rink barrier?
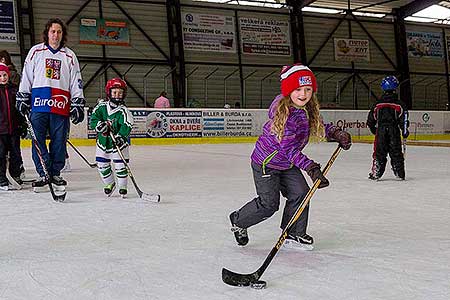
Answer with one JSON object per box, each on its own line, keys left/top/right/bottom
{"left": 19, "top": 134, "right": 450, "bottom": 148}
{"left": 66, "top": 108, "right": 450, "bottom": 139}
{"left": 19, "top": 108, "right": 450, "bottom": 148}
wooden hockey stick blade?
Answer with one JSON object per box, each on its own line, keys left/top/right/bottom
{"left": 6, "top": 172, "right": 22, "bottom": 190}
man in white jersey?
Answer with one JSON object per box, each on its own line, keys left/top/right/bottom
{"left": 16, "top": 18, "right": 85, "bottom": 192}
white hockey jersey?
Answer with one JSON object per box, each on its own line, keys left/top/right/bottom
{"left": 18, "top": 43, "right": 84, "bottom": 117}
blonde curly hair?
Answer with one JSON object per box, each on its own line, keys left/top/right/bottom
{"left": 271, "top": 93, "right": 325, "bottom": 141}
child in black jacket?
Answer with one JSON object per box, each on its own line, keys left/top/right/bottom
{"left": 0, "top": 63, "right": 27, "bottom": 190}
{"left": 366, "top": 75, "right": 409, "bottom": 180}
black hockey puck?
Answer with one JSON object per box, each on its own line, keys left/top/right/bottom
{"left": 250, "top": 280, "right": 267, "bottom": 289}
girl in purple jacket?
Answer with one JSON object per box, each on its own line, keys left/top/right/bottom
{"left": 229, "top": 64, "right": 351, "bottom": 250}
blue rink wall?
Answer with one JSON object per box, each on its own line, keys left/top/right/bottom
{"left": 21, "top": 108, "right": 450, "bottom": 147}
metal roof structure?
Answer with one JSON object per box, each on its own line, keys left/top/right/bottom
{"left": 195, "top": 0, "right": 450, "bottom": 22}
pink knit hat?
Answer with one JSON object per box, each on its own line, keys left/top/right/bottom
{"left": 280, "top": 64, "right": 317, "bottom": 96}
{"left": 0, "top": 63, "right": 10, "bottom": 77}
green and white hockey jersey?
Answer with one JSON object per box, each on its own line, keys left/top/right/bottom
{"left": 90, "top": 101, "right": 134, "bottom": 152}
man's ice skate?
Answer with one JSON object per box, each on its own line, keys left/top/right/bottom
{"left": 61, "top": 159, "right": 71, "bottom": 173}
{"left": 229, "top": 212, "right": 249, "bottom": 246}
{"left": 51, "top": 175, "right": 67, "bottom": 192}
{"left": 32, "top": 177, "right": 49, "bottom": 193}
{"left": 283, "top": 233, "right": 314, "bottom": 251}
{"left": 119, "top": 187, "right": 127, "bottom": 198}
{"left": 104, "top": 182, "right": 116, "bottom": 197}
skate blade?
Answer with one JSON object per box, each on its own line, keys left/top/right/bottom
{"left": 52, "top": 184, "right": 66, "bottom": 193}
{"left": 33, "top": 186, "right": 50, "bottom": 193}
{"left": 106, "top": 185, "right": 117, "bottom": 197}
{"left": 283, "top": 240, "right": 314, "bottom": 251}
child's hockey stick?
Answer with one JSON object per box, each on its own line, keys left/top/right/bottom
{"left": 222, "top": 146, "right": 342, "bottom": 287}
{"left": 109, "top": 132, "right": 160, "bottom": 203}
{"left": 67, "top": 139, "right": 97, "bottom": 168}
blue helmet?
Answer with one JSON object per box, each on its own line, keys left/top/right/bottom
{"left": 381, "top": 76, "right": 399, "bottom": 91}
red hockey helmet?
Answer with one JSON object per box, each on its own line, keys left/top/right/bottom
{"left": 105, "top": 77, "right": 127, "bottom": 101}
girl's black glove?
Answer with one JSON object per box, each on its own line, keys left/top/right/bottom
{"left": 305, "top": 162, "right": 329, "bottom": 189}
{"left": 330, "top": 128, "right": 352, "bottom": 150}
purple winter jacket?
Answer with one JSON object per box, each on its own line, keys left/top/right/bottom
{"left": 251, "top": 94, "right": 336, "bottom": 172}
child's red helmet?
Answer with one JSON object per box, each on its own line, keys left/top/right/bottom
{"left": 105, "top": 77, "right": 127, "bottom": 100}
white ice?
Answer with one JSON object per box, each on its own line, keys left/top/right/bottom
{"left": 0, "top": 142, "right": 449, "bottom": 300}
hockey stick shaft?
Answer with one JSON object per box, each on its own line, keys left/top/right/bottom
{"left": 109, "top": 133, "right": 160, "bottom": 202}
{"left": 109, "top": 133, "right": 141, "bottom": 195}
{"left": 403, "top": 111, "right": 408, "bottom": 157}
{"left": 67, "top": 139, "right": 97, "bottom": 168}
{"left": 24, "top": 115, "right": 66, "bottom": 202}
{"left": 222, "top": 146, "right": 342, "bottom": 286}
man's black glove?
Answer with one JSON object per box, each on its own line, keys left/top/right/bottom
{"left": 16, "top": 92, "right": 31, "bottom": 117}
{"left": 70, "top": 97, "right": 85, "bottom": 124}
{"left": 305, "top": 162, "right": 329, "bottom": 189}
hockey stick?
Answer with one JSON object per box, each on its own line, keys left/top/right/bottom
{"left": 5, "top": 159, "right": 21, "bottom": 190}
{"left": 222, "top": 146, "right": 342, "bottom": 287}
{"left": 402, "top": 112, "right": 408, "bottom": 157}
{"left": 24, "top": 115, "right": 66, "bottom": 202}
{"left": 109, "top": 132, "right": 160, "bottom": 202}
{"left": 67, "top": 139, "right": 97, "bottom": 168}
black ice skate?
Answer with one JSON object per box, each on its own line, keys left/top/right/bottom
{"left": 104, "top": 182, "right": 116, "bottom": 197}
{"left": 0, "top": 178, "right": 10, "bottom": 191}
{"left": 368, "top": 173, "right": 380, "bottom": 181}
{"left": 51, "top": 176, "right": 67, "bottom": 192}
{"left": 392, "top": 167, "right": 405, "bottom": 180}
{"left": 230, "top": 212, "right": 249, "bottom": 246}
{"left": 32, "top": 177, "right": 49, "bottom": 193}
{"left": 119, "top": 188, "right": 127, "bottom": 198}
{"left": 284, "top": 233, "right": 314, "bottom": 251}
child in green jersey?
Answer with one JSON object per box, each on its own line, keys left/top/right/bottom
{"left": 90, "top": 78, "right": 134, "bottom": 197}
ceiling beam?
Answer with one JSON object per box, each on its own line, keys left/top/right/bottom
{"left": 398, "top": 0, "right": 442, "bottom": 18}
{"left": 353, "top": 0, "right": 398, "bottom": 12}
{"left": 286, "top": 0, "right": 317, "bottom": 9}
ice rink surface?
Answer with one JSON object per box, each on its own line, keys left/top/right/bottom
{"left": 0, "top": 142, "right": 449, "bottom": 300}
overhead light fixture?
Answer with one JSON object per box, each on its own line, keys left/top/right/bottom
{"left": 353, "top": 12, "right": 386, "bottom": 18}
{"left": 404, "top": 16, "right": 437, "bottom": 23}
{"left": 302, "top": 7, "right": 341, "bottom": 14}
{"left": 412, "top": 4, "right": 450, "bottom": 20}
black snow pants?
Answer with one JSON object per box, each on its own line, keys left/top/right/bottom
{"left": 232, "top": 162, "right": 310, "bottom": 236}
{"left": 372, "top": 124, "right": 404, "bottom": 177}
{"left": 0, "top": 134, "right": 23, "bottom": 181}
